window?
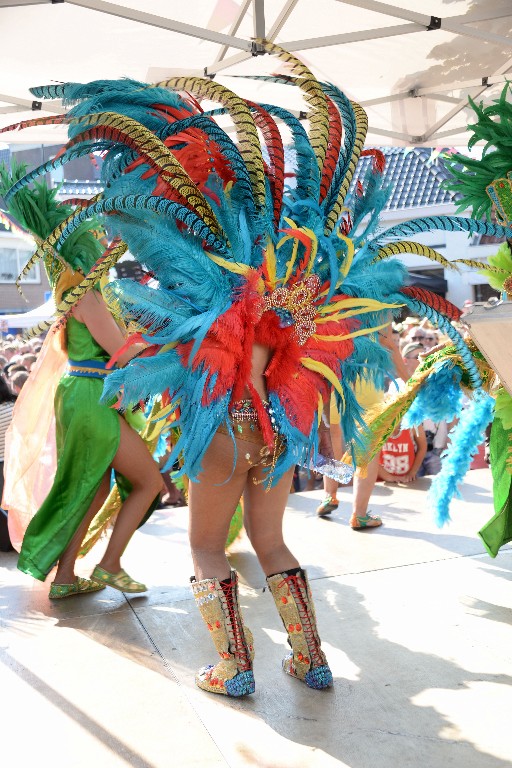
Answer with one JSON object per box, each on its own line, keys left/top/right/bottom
{"left": 473, "top": 283, "right": 501, "bottom": 302}
{"left": 0, "top": 247, "right": 40, "bottom": 283}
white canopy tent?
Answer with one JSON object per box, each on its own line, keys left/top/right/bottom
{"left": 0, "top": 0, "right": 511, "bottom": 148}
{"left": 0, "top": 296, "right": 55, "bottom": 329}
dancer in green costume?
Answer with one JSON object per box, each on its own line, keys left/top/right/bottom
{"left": 1, "top": 163, "right": 163, "bottom": 598}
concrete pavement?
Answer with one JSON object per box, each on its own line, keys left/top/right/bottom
{"left": 2, "top": 468, "right": 512, "bottom": 768}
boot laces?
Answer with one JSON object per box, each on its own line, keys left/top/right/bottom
{"left": 220, "top": 577, "right": 251, "bottom": 671}
{"left": 278, "top": 573, "right": 324, "bottom": 668}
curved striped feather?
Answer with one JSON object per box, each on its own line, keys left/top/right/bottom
{"left": 320, "top": 84, "right": 356, "bottom": 212}
{"left": 245, "top": 101, "right": 284, "bottom": 228}
{"left": 324, "top": 100, "right": 367, "bottom": 236}
{"left": 205, "top": 102, "right": 320, "bottom": 202}
{"left": 400, "top": 286, "right": 462, "bottom": 321}
{"left": 4, "top": 142, "right": 110, "bottom": 202}
{"left": 153, "top": 76, "right": 266, "bottom": 211}
{"left": 154, "top": 112, "right": 255, "bottom": 214}
{"left": 29, "top": 83, "right": 68, "bottom": 100}
{"left": 319, "top": 96, "right": 343, "bottom": 204}
{"left": 374, "top": 241, "right": 459, "bottom": 271}
{"left": 450, "top": 257, "right": 508, "bottom": 274}
{"left": 370, "top": 215, "right": 512, "bottom": 247}
{"left": 0, "top": 113, "right": 67, "bottom": 136}
{"left": 256, "top": 41, "right": 329, "bottom": 175}
{"left": 54, "top": 195, "right": 228, "bottom": 255}
{"left": 228, "top": 74, "right": 351, "bottom": 207}
{"left": 68, "top": 111, "right": 225, "bottom": 240}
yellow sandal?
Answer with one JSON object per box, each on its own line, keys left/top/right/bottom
{"left": 91, "top": 566, "right": 147, "bottom": 593}
{"left": 49, "top": 577, "right": 106, "bottom": 600}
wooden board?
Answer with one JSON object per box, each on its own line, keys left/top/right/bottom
{"left": 462, "top": 299, "right": 512, "bottom": 396}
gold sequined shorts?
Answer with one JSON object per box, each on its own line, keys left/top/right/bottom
{"left": 217, "top": 399, "right": 265, "bottom": 446}
{"left": 216, "top": 399, "right": 285, "bottom": 469}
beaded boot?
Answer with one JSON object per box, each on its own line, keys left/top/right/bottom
{"left": 191, "top": 570, "right": 255, "bottom": 697}
{"left": 266, "top": 567, "right": 333, "bottom": 690}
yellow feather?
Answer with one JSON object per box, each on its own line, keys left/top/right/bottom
{"left": 264, "top": 238, "right": 277, "bottom": 289}
{"left": 338, "top": 233, "right": 355, "bottom": 279}
{"left": 301, "top": 357, "right": 344, "bottom": 396}
{"left": 302, "top": 227, "right": 319, "bottom": 276}
{"left": 318, "top": 297, "right": 400, "bottom": 315}
{"left": 314, "top": 320, "right": 390, "bottom": 342}
{"left": 283, "top": 237, "right": 300, "bottom": 284}
{"left": 317, "top": 392, "right": 324, "bottom": 426}
{"left": 375, "top": 241, "right": 458, "bottom": 271}
{"left": 207, "top": 253, "right": 265, "bottom": 292}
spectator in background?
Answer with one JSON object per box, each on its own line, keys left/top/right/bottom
{"left": 0, "top": 375, "right": 16, "bottom": 551}
{"left": 1, "top": 345, "right": 17, "bottom": 362}
{"left": 20, "top": 353, "right": 37, "bottom": 371}
{"left": 404, "top": 324, "right": 438, "bottom": 353}
{"left": 6, "top": 365, "right": 28, "bottom": 386}
{"left": 378, "top": 422, "right": 427, "bottom": 484}
{"left": 401, "top": 341, "right": 423, "bottom": 379}
{"left": 11, "top": 371, "right": 28, "bottom": 394}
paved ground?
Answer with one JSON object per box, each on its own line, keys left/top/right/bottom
{"left": 2, "top": 468, "right": 512, "bottom": 768}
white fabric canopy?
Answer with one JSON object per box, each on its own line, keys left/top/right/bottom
{"left": 0, "top": 297, "right": 55, "bottom": 329}
{"left": 0, "top": 0, "right": 511, "bottom": 147}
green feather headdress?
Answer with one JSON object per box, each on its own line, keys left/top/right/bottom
{"left": 445, "top": 83, "right": 512, "bottom": 225}
{"left": 0, "top": 158, "right": 104, "bottom": 288}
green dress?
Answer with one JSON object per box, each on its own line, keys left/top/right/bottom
{"left": 479, "top": 418, "right": 512, "bottom": 558}
{"left": 18, "top": 317, "right": 121, "bottom": 581}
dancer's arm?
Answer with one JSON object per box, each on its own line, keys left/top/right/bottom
{"left": 73, "top": 289, "right": 146, "bottom": 367}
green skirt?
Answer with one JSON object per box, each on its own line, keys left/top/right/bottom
{"left": 18, "top": 373, "right": 120, "bottom": 581}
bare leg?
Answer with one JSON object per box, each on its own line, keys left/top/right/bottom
{"left": 54, "top": 473, "right": 111, "bottom": 584}
{"left": 317, "top": 422, "right": 343, "bottom": 515}
{"left": 97, "top": 416, "right": 162, "bottom": 573}
{"left": 189, "top": 431, "right": 252, "bottom": 581}
{"left": 350, "top": 454, "right": 382, "bottom": 528}
{"left": 243, "top": 463, "right": 297, "bottom": 576}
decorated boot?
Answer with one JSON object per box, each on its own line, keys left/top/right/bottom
{"left": 191, "top": 570, "right": 255, "bottom": 697}
{"left": 266, "top": 567, "right": 333, "bottom": 690}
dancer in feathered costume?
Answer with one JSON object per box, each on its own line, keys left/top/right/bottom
{"left": 444, "top": 83, "right": 512, "bottom": 556}
{"left": 2, "top": 43, "right": 508, "bottom": 695}
{"left": 0, "top": 162, "right": 163, "bottom": 597}
{"left": 345, "top": 83, "right": 512, "bottom": 543}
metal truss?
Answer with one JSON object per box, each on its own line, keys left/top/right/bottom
{"left": 0, "top": 0, "right": 511, "bottom": 144}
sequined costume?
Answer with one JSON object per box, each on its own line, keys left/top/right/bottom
{"left": 1, "top": 45, "right": 508, "bottom": 494}
{"left": 1, "top": 52, "right": 511, "bottom": 694}
{"left": 4, "top": 46, "right": 507, "bottom": 528}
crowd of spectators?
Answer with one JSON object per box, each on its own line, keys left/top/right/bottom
{"left": 0, "top": 332, "right": 41, "bottom": 394}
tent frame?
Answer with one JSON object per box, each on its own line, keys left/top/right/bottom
{"left": 0, "top": 0, "right": 511, "bottom": 144}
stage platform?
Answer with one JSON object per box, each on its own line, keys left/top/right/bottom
{"left": 2, "top": 469, "right": 512, "bottom": 768}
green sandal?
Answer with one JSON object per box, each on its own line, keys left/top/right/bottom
{"left": 350, "top": 511, "right": 383, "bottom": 530}
{"left": 316, "top": 495, "right": 339, "bottom": 517}
{"left": 91, "top": 566, "right": 147, "bottom": 593}
{"left": 49, "top": 577, "right": 106, "bottom": 600}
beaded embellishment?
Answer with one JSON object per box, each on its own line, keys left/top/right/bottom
{"left": 263, "top": 274, "right": 321, "bottom": 345}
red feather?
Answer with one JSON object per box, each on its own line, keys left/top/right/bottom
{"left": 401, "top": 287, "right": 462, "bottom": 321}
{"left": 247, "top": 101, "right": 285, "bottom": 229}
{"left": 361, "top": 148, "right": 386, "bottom": 174}
{"left": 319, "top": 97, "right": 343, "bottom": 203}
